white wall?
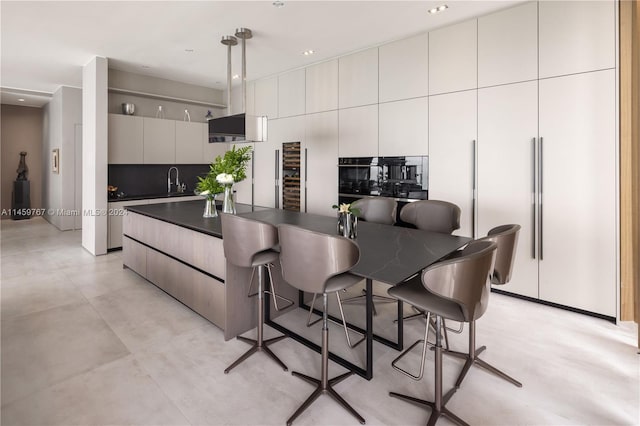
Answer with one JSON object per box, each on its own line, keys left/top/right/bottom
{"left": 41, "top": 86, "right": 82, "bottom": 230}
{"left": 82, "top": 56, "right": 108, "bottom": 255}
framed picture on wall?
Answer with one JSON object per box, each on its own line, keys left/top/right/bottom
{"left": 52, "top": 149, "right": 59, "bottom": 174}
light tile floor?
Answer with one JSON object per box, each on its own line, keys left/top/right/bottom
{"left": 1, "top": 218, "right": 638, "bottom": 426}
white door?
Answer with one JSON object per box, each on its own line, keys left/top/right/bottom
{"left": 304, "top": 111, "right": 338, "bottom": 217}
{"left": 254, "top": 121, "right": 279, "bottom": 208}
{"left": 428, "top": 90, "right": 477, "bottom": 238}
{"left": 478, "top": 80, "right": 539, "bottom": 299}
{"left": 232, "top": 142, "right": 254, "bottom": 206}
{"left": 538, "top": 70, "right": 617, "bottom": 317}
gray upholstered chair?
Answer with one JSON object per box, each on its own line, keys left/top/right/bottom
{"left": 278, "top": 224, "right": 366, "bottom": 426}
{"left": 399, "top": 200, "right": 461, "bottom": 233}
{"left": 352, "top": 197, "right": 397, "bottom": 225}
{"left": 444, "top": 224, "right": 522, "bottom": 389}
{"left": 387, "top": 240, "right": 497, "bottom": 426}
{"left": 221, "top": 213, "right": 288, "bottom": 374}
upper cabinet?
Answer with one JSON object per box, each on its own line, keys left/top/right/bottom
{"left": 306, "top": 59, "right": 339, "bottom": 114}
{"left": 379, "top": 34, "right": 428, "bottom": 103}
{"left": 108, "top": 114, "right": 143, "bottom": 164}
{"left": 338, "top": 104, "right": 378, "bottom": 157}
{"left": 338, "top": 48, "right": 378, "bottom": 109}
{"left": 175, "top": 121, "right": 205, "bottom": 164}
{"left": 143, "top": 117, "right": 175, "bottom": 164}
{"left": 254, "top": 76, "right": 278, "bottom": 119}
{"left": 278, "top": 69, "right": 306, "bottom": 118}
{"left": 379, "top": 97, "right": 428, "bottom": 156}
{"left": 429, "top": 19, "right": 477, "bottom": 95}
{"left": 539, "top": 0, "right": 616, "bottom": 78}
{"left": 478, "top": 2, "right": 538, "bottom": 87}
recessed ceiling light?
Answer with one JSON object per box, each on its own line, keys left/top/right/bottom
{"left": 428, "top": 4, "right": 448, "bottom": 14}
{"left": 303, "top": 50, "right": 315, "bottom": 56}
{"left": 17, "top": 98, "right": 25, "bottom": 102}
{"left": 142, "top": 65, "right": 151, "bottom": 69}
{"left": 272, "top": 1, "right": 284, "bottom": 8}
{"left": 232, "top": 74, "right": 240, "bottom": 79}
{"left": 185, "top": 49, "right": 194, "bottom": 53}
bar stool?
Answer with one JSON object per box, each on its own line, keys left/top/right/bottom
{"left": 444, "top": 224, "right": 522, "bottom": 389}
{"left": 387, "top": 240, "right": 497, "bottom": 426}
{"left": 221, "top": 213, "right": 288, "bottom": 374}
{"left": 278, "top": 224, "right": 366, "bottom": 426}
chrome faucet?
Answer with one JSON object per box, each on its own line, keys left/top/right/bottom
{"left": 167, "top": 167, "right": 180, "bottom": 193}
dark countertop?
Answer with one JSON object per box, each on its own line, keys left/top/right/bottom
{"left": 126, "top": 202, "right": 472, "bottom": 284}
{"left": 125, "top": 200, "right": 269, "bottom": 238}
{"left": 109, "top": 192, "right": 199, "bottom": 202}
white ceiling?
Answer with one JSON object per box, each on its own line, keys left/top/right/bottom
{"left": 1, "top": 0, "right": 524, "bottom": 107}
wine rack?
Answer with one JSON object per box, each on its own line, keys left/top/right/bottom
{"left": 282, "top": 142, "right": 301, "bottom": 211}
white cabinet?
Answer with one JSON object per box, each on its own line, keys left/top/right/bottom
{"left": 304, "top": 111, "right": 338, "bottom": 216}
{"left": 428, "top": 90, "right": 477, "bottom": 238}
{"left": 338, "top": 48, "right": 378, "bottom": 108}
{"left": 203, "top": 141, "right": 227, "bottom": 164}
{"left": 278, "top": 69, "right": 305, "bottom": 118}
{"left": 478, "top": 81, "right": 539, "bottom": 299}
{"left": 175, "top": 121, "right": 205, "bottom": 164}
{"left": 254, "top": 123, "right": 280, "bottom": 208}
{"left": 108, "top": 114, "right": 143, "bottom": 164}
{"left": 429, "top": 19, "right": 477, "bottom": 95}
{"left": 306, "top": 60, "right": 339, "bottom": 114}
{"left": 338, "top": 105, "right": 378, "bottom": 157}
{"left": 538, "top": 70, "right": 616, "bottom": 317}
{"left": 379, "top": 97, "right": 428, "bottom": 156}
{"left": 478, "top": 1, "right": 538, "bottom": 87}
{"left": 254, "top": 77, "right": 278, "bottom": 119}
{"left": 143, "top": 117, "right": 175, "bottom": 164}
{"left": 539, "top": 0, "right": 616, "bottom": 78}
{"left": 379, "top": 33, "right": 428, "bottom": 103}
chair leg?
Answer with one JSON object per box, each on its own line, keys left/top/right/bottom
{"left": 341, "top": 287, "right": 397, "bottom": 316}
{"left": 307, "top": 293, "right": 365, "bottom": 349}
{"left": 389, "top": 315, "right": 469, "bottom": 426}
{"left": 225, "top": 264, "right": 288, "bottom": 374}
{"left": 288, "top": 293, "right": 365, "bottom": 426}
{"left": 391, "top": 312, "right": 432, "bottom": 380}
{"left": 444, "top": 321, "right": 522, "bottom": 389}
{"left": 265, "top": 263, "right": 295, "bottom": 311}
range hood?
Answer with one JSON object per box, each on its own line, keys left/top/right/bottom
{"left": 208, "top": 27, "right": 266, "bottom": 144}
{"left": 208, "top": 113, "right": 267, "bottom": 143}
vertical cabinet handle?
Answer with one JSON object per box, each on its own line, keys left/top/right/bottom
{"left": 251, "top": 153, "right": 255, "bottom": 207}
{"left": 275, "top": 150, "right": 280, "bottom": 209}
{"left": 538, "top": 137, "right": 543, "bottom": 260}
{"left": 531, "top": 137, "right": 537, "bottom": 259}
{"left": 304, "top": 148, "right": 308, "bottom": 213}
{"left": 472, "top": 140, "right": 477, "bottom": 239}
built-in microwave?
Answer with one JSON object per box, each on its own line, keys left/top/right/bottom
{"left": 338, "top": 156, "right": 428, "bottom": 201}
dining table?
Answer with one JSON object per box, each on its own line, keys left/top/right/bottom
{"left": 237, "top": 208, "right": 472, "bottom": 380}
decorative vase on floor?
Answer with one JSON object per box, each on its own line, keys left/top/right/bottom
{"left": 203, "top": 196, "right": 218, "bottom": 218}
{"left": 222, "top": 185, "right": 235, "bottom": 214}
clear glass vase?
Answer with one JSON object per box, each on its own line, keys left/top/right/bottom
{"left": 337, "top": 212, "right": 357, "bottom": 239}
{"left": 222, "top": 185, "right": 235, "bottom": 214}
{"left": 203, "top": 196, "right": 218, "bottom": 218}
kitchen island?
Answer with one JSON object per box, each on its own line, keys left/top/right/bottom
{"left": 122, "top": 200, "right": 298, "bottom": 340}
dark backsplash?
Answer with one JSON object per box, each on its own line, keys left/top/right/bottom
{"left": 108, "top": 164, "right": 210, "bottom": 197}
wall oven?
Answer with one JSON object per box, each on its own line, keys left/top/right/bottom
{"left": 338, "top": 156, "right": 428, "bottom": 223}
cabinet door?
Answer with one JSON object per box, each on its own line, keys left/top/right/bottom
{"left": 379, "top": 97, "right": 428, "bottom": 156}
{"left": 203, "top": 141, "right": 227, "bottom": 164}
{"left": 175, "top": 122, "right": 205, "bottom": 164}
{"left": 304, "top": 111, "right": 338, "bottom": 216}
{"left": 538, "top": 70, "right": 616, "bottom": 317}
{"left": 254, "top": 122, "right": 279, "bottom": 208}
{"left": 429, "top": 19, "right": 477, "bottom": 95}
{"left": 478, "top": 1, "right": 538, "bottom": 88}
{"left": 143, "top": 117, "right": 175, "bottom": 164}
{"left": 428, "top": 90, "right": 477, "bottom": 238}
{"left": 306, "top": 60, "right": 338, "bottom": 114}
{"left": 379, "top": 33, "right": 428, "bottom": 103}
{"left": 108, "top": 114, "right": 143, "bottom": 164}
{"left": 232, "top": 142, "right": 254, "bottom": 205}
{"left": 254, "top": 76, "right": 278, "bottom": 119}
{"left": 478, "top": 81, "right": 538, "bottom": 299}
{"left": 278, "top": 69, "right": 305, "bottom": 118}
{"left": 539, "top": 0, "right": 616, "bottom": 78}
{"left": 338, "top": 48, "right": 378, "bottom": 109}
{"left": 338, "top": 105, "right": 378, "bottom": 157}
{"left": 108, "top": 199, "right": 148, "bottom": 249}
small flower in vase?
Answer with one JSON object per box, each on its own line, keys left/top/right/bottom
{"left": 216, "top": 173, "right": 235, "bottom": 186}
{"left": 332, "top": 203, "right": 361, "bottom": 217}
